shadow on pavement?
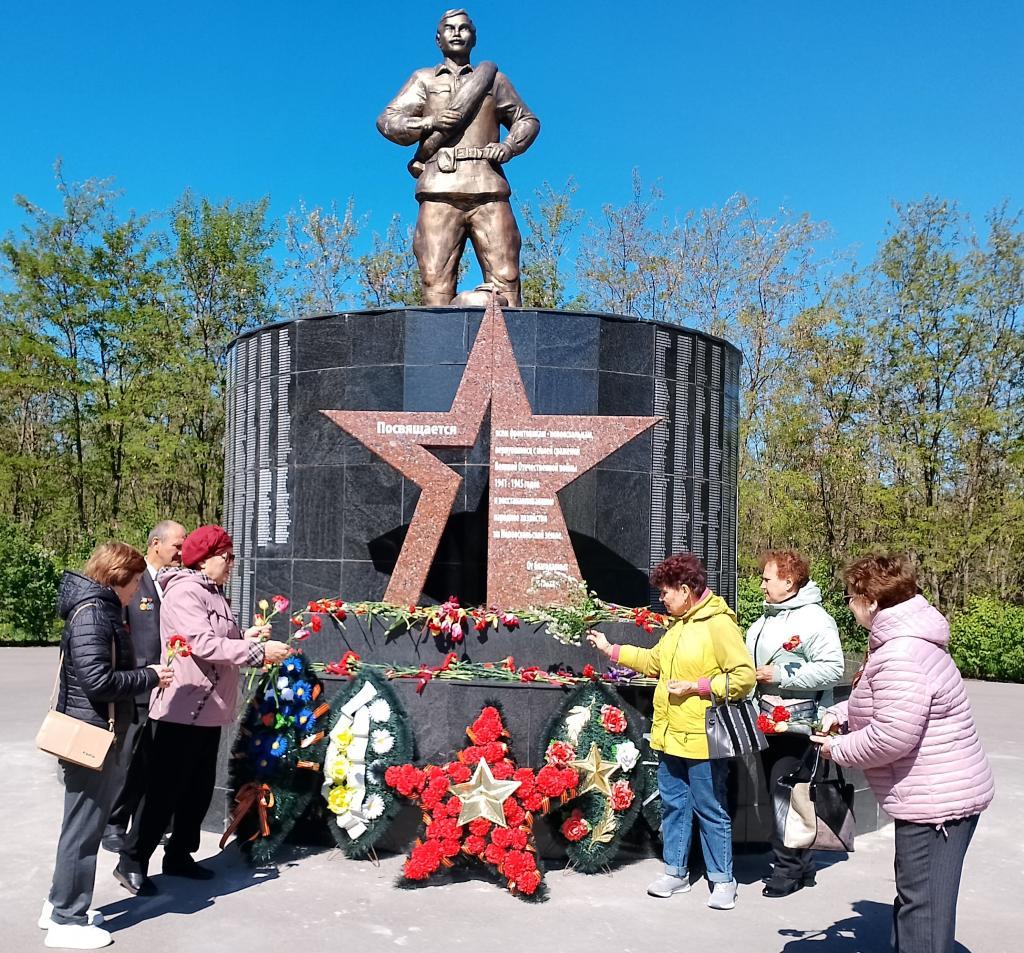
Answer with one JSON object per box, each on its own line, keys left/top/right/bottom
{"left": 778, "top": 899, "right": 974, "bottom": 952}
{"left": 98, "top": 847, "right": 279, "bottom": 932}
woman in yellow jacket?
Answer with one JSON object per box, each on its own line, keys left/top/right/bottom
{"left": 588, "top": 553, "right": 755, "bottom": 910}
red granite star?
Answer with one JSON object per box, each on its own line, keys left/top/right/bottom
{"left": 322, "top": 297, "right": 659, "bottom": 606}
{"left": 383, "top": 705, "right": 578, "bottom": 900}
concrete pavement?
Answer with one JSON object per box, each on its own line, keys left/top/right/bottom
{"left": 1, "top": 647, "right": 1019, "bottom": 953}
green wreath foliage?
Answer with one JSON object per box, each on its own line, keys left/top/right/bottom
{"left": 637, "top": 734, "right": 663, "bottom": 836}
{"left": 228, "top": 653, "right": 331, "bottom": 866}
{"left": 321, "top": 668, "right": 414, "bottom": 858}
{"left": 541, "top": 680, "right": 646, "bottom": 872}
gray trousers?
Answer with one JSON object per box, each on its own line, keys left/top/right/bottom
{"left": 893, "top": 814, "right": 979, "bottom": 953}
{"left": 48, "top": 734, "right": 133, "bottom": 925}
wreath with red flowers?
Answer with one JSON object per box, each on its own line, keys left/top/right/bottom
{"left": 540, "top": 681, "right": 647, "bottom": 873}
{"left": 385, "top": 704, "right": 578, "bottom": 901}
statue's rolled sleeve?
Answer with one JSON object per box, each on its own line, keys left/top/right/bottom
{"left": 377, "top": 73, "right": 428, "bottom": 146}
{"left": 495, "top": 75, "right": 540, "bottom": 157}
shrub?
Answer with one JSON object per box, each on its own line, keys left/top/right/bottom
{"left": 949, "top": 597, "right": 1024, "bottom": 683}
{"left": 0, "top": 522, "right": 62, "bottom": 645}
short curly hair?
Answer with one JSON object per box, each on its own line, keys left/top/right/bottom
{"left": 759, "top": 549, "right": 810, "bottom": 590}
{"left": 650, "top": 553, "right": 707, "bottom": 593}
{"left": 842, "top": 553, "right": 918, "bottom": 610}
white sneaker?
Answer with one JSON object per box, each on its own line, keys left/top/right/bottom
{"left": 646, "top": 873, "right": 691, "bottom": 898}
{"left": 39, "top": 900, "right": 104, "bottom": 929}
{"left": 707, "top": 879, "right": 737, "bottom": 910}
{"left": 44, "top": 923, "right": 113, "bottom": 949}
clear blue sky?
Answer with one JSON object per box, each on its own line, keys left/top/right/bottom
{"left": 1, "top": 0, "right": 1022, "bottom": 266}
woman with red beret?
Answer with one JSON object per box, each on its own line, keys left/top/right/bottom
{"left": 114, "top": 525, "right": 291, "bottom": 896}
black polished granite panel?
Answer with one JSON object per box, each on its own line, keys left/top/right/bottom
{"left": 226, "top": 308, "right": 740, "bottom": 637}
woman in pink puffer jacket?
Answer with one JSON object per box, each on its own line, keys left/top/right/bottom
{"left": 817, "top": 554, "right": 993, "bottom": 953}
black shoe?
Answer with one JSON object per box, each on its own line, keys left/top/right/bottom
{"left": 162, "top": 857, "right": 215, "bottom": 880}
{"left": 762, "top": 879, "right": 803, "bottom": 898}
{"left": 801, "top": 872, "right": 817, "bottom": 888}
{"left": 101, "top": 829, "right": 125, "bottom": 853}
{"left": 114, "top": 861, "right": 156, "bottom": 896}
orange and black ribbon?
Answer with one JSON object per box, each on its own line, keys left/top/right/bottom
{"left": 219, "top": 782, "right": 275, "bottom": 849}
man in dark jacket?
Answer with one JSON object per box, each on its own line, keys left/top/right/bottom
{"left": 102, "top": 520, "right": 186, "bottom": 852}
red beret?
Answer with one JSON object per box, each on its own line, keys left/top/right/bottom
{"left": 181, "top": 524, "right": 234, "bottom": 569}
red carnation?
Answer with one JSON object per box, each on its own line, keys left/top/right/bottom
{"left": 491, "top": 827, "right": 513, "bottom": 849}
{"left": 515, "top": 868, "right": 542, "bottom": 895}
{"left": 503, "top": 800, "right": 526, "bottom": 827}
{"left": 483, "top": 741, "right": 507, "bottom": 764}
{"left": 484, "top": 842, "right": 507, "bottom": 866}
{"left": 309, "top": 614, "right": 323, "bottom": 633}
{"left": 441, "top": 838, "right": 461, "bottom": 858}
{"left": 468, "top": 818, "right": 492, "bottom": 837}
{"left": 464, "top": 834, "right": 487, "bottom": 856}
{"left": 610, "top": 779, "right": 635, "bottom": 811}
{"left": 544, "top": 740, "right": 576, "bottom": 767}
{"left": 463, "top": 746, "right": 484, "bottom": 764}
{"left": 783, "top": 635, "right": 801, "bottom": 652}
{"left": 600, "top": 705, "right": 628, "bottom": 734}
{"left": 445, "top": 762, "right": 472, "bottom": 783}
{"left": 772, "top": 705, "right": 792, "bottom": 722}
{"left": 756, "top": 713, "right": 777, "bottom": 734}
{"left": 522, "top": 791, "right": 545, "bottom": 812}
{"left": 491, "top": 760, "right": 515, "bottom": 780}
{"left": 536, "top": 764, "right": 569, "bottom": 797}
{"left": 582, "top": 663, "right": 596, "bottom": 679}
{"left": 560, "top": 810, "right": 590, "bottom": 842}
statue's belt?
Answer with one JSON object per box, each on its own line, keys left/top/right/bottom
{"left": 434, "top": 146, "right": 491, "bottom": 173}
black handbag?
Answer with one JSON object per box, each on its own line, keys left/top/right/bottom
{"left": 705, "top": 673, "right": 769, "bottom": 759}
{"left": 775, "top": 746, "right": 856, "bottom": 852}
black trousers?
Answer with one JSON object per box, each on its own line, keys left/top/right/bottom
{"left": 105, "top": 709, "right": 153, "bottom": 835}
{"left": 763, "top": 735, "right": 817, "bottom": 886}
{"left": 49, "top": 735, "right": 133, "bottom": 924}
{"left": 123, "top": 720, "right": 221, "bottom": 872}
{"left": 892, "top": 814, "right": 979, "bottom": 953}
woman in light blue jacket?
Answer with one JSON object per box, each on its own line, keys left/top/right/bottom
{"left": 745, "top": 550, "right": 844, "bottom": 898}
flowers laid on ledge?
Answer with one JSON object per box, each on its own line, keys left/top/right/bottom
{"left": 275, "top": 585, "right": 668, "bottom": 650}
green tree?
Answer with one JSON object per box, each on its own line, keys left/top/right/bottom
{"left": 519, "top": 178, "right": 584, "bottom": 309}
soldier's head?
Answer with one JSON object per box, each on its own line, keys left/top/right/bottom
{"left": 436, "top": 9, "right": 476, "bottom": 61}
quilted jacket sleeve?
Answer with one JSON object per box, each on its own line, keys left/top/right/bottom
{"left": 68, "top": 604, "right": 158, "bottom": 703}
{"left": 830, "top": 643, "right": 931, "bottom": 770}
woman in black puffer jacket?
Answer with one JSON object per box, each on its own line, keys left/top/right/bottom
{"left": 41, "top": 543, "right": 172, "bottom": 951}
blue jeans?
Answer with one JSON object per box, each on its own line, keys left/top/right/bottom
{"left": 658, "top": 753, "right": 733, "bottom": 883}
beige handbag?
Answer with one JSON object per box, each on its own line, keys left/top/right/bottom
{"left": 35, "top": 603, "right": 116, "bottom": 770}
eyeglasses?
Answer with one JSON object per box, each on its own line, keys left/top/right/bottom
{"left": 843, "top": 593, "right": 857, "bottom": 604}
{"left": 217, "top": 552, "right": 236, "bottom": 563}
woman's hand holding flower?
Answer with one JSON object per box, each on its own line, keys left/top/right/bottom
{"left": 262, "top": 640, "right": 292, "bottom": 665}
{"left": 244, "top": 623, "right": 272, "bottom": 642}
{"left": 586, "top": 629, "right": 613, "bottom": 656}
{"left": 149, "top": 664, "right": 174, "bottom": 689}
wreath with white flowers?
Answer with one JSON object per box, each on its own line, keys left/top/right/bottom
{"left": 322, "top": 669, "right": 413, "bottom": 858}
{"left": 541, "top": 680, "right": 647, "bottom": 872}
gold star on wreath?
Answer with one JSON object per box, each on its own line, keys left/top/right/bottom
{"left": 569, "top": 742, "right": 619, "bottom": 797}
{"left": 450, "top": 758, "right": 522, "bottom": 827}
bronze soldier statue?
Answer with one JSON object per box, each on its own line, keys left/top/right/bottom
{"left": 377, "top": 9, "right": 540, "bottom": 306}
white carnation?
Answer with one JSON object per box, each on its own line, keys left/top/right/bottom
{"left": 367, "top": 698, "right": 392, "bottom": 723}
{"left": 362, "top": 793, "right": 385, "bottom": 820}
{"left": 370, "top": 728, "right": 395, "bottom": 754}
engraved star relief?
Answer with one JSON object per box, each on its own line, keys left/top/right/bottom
{"left": 568, "top": 742, "right": 620, "bottom": 797}
{"left": 450, "top": 758, "right": 522, "bottom": 827}
{"left": 322, "top": 296, "right": 659, "bottom": 606}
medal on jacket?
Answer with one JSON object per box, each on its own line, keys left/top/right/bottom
{"left": 139, "top": 597, "right": 154, "bottom": 611}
